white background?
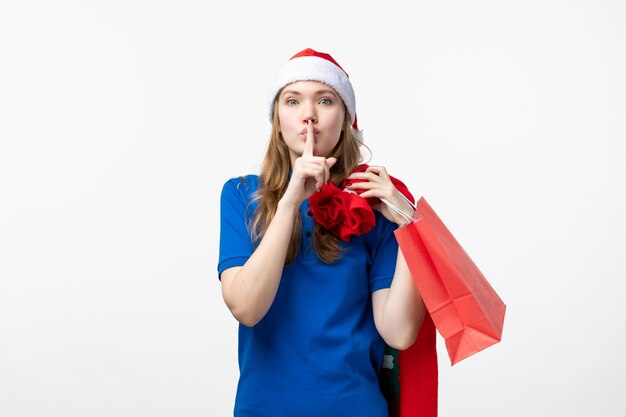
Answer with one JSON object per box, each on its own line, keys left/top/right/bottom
{"left": 1, "top": 1, "right": 624, "bottom": 416}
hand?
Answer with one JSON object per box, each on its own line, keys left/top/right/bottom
{"left": 345, "top": 165, "right": 415, "bottom": 226}
{"left": 281, "top": 120, "right": 337, "bottom": 207}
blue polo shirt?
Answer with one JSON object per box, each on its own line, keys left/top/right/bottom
{"left": 218, "top": 174, "right": 399, "bottom": 417}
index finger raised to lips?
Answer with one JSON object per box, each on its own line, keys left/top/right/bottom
{"left": 303, "top": 120, "right": 315, "bottom": 157}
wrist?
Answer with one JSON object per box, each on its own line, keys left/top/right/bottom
{"left": 395, "top": 212, "right": 414, "bottom": 227}
{"left": 277, "top": 198, "right": 299, "bottom": 215}
{"left": 386, "top": 192, "right": 415, "bottom": 226}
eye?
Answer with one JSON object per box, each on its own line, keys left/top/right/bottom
{"left": 319, "top": 98, "right": 332, "bottom": 105}
{"left": 286, "top": 98, "right": 298, "bottom": 106}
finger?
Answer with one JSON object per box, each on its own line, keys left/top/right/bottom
{"left": 357, "top": 189, "right": 380, "bottom": 199}
{"left": 306, "top": 157, "right": 333, "bottom": 185}
{"left": 300, "top": 162, "right": 326, "bottom": 191}
{"left": 346, "top": 172, "right": 381, "bottom": 183}
{"left": 366, "top": 165, "right": 390, "bottom": 179}
{"left": 309, "top": 156, "right": 329, "bottom": 164}
{"left": 295, "top": 162, "right": 321, "bottom": 179}
{"left": 303, "top": 120, "right": 315, "bottom": 157}
{"left": 346, "top": 181, "right": 373, "bottom": 190}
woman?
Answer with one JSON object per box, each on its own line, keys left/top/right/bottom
{"left": 218, "top": 48, "right": 426, "bottom": 417}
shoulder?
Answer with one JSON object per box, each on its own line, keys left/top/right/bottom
{"left": 221, "top": 174, "right": 260, "bottom": 198}
{"left": 220, "top": 174, "right": 261, "bottom": 220}
{"left": 366, "top": 211, "right": 398, "bottom": 242}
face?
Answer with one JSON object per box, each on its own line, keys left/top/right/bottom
{"left": 276, "top": 80, "right": 345, "bottom": 167}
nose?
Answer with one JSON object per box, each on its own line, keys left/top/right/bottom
{"left": 301, "top": 101, "right": 317, "bottom": 125}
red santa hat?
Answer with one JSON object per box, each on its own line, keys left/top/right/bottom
{"left": 267, "top": 48, "right": 363, "bottom": 142}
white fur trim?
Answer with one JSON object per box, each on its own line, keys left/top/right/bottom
{"left": 267, "top": 55, "right": 356, "bottom": 125}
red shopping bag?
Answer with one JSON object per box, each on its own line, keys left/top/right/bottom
{"left": 387, "top": 195, "right": 506, "bottom": 366}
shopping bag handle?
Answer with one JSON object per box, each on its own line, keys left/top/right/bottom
{"left": 380, "top": 192, "right": 417, "bottom": 225}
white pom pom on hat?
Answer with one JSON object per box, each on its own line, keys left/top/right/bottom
{"left": 267, "top": 48, "right": 363, "bottom": 142}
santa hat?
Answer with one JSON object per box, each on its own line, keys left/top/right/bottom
{"left": 267, "top": 48, "right": 363, "bottom": 141}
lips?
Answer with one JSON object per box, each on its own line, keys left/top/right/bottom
{"left": 300, "top": 128, "right": 320, "bottom": 135}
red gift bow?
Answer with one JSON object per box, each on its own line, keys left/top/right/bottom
{"left": 307, "top": 164, "right": 415, "bottom": 241}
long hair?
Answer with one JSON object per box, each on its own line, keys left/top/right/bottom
{"left": 247, "top": 95, "right": 372, "bottom": 265}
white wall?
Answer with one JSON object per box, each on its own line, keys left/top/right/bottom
{"left": 1, "top": 1, "right": 624, "bottom": 416}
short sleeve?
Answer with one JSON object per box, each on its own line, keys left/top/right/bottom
{"left": 368, "top": 215, "right": 400, "bottom": 293}
{"left": 217, "top": 177, "right": 256, "bottom": 281}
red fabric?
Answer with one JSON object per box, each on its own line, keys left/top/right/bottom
{"left": 307, "top": 163, "right": 438, "bottom": 416}
{"left": 400, "top": 315, "right": 438, "bottom": 417}
{"left": 290, "top": 48, "right": 349, "bottom": 76}
{"left": 307, "top": 164, "right": 414, "bottom": 242}
{"left": 307, "top": 179, "right": 376, "bottom": 241}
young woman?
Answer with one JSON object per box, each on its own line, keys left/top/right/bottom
{"left": 218, "top": 48, "right": 427, "bottom": 417}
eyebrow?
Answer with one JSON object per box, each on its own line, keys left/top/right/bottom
{"left": 281, "top": 89, "right": 338, "bottom": 98}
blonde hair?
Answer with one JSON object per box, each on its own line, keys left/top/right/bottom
{"left": 246, "top": 95, "right": 371, "bottom": 265}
